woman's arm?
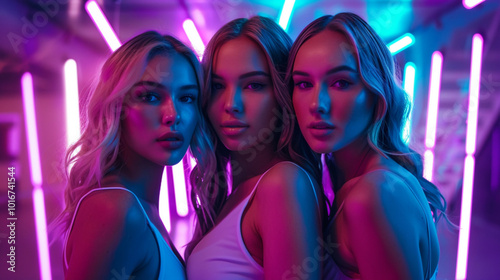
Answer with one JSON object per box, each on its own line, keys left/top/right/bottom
{"left": 343, "top": 171, "right": 426, "bottom": 280}
{"left": 254, "top": 162, "right": 323, "bottom": 280}
{"left": 65, "top": 190, "right": 150, "bottom": 280}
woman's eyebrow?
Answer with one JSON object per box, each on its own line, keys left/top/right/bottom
{"left": 292, "top": 65, "right": 357, "bottom": 77}
{"left": 132, "top": 80, "right": 164, "bottom": 89}
{"left": 212, "top": 71, "right": 270, "bottom": 80}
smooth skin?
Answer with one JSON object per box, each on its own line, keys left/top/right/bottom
{"left": 292, "top": 30, "right": 439, "bottom": 279}
{"left": 207, "top": 36, "right": 323, "bottom": 279}
{"left": 65, "top": 54, "right": 199, "bottom": 279}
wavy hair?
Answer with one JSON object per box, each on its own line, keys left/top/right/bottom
{"left": 287, "top": 13, "right": 447, "bottom": 223}
{"left": 52, "top": 31, "right": 210, "bottom": 239}
{"left": 187, "top": 16, "right": 323, "bottom": 256}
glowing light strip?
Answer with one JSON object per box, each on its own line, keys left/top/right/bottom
{"left": 456, "top": 33, "right": 483, "bottom": 280}
{"left": 64, "top": 59, "right": 81, "bottom": 148}
{"left": 278, "top": 0, "right": 296, "bottom": 31}
{"left": 463, "top": 0, "right": 486, "bottom": 9}
{"left": 403, "top": 62, "right": 416, "bottom": 144}
{"left": 387, "top": 33, "right": 415, "bottom": 55}
{"left": 423, "top": 52, "right": 443, "bottom": 182}
{"left": 159, "top": 167, "right": 171, "bottom": 232}
{"left": 33, "top": 189, "right": 52, "bottom": 280}
{"left": 21, "top": 72, "right": 52, "bottom": 280}
{"left": 85, "top": 0, "right": 121, "bottom": 51}
{"left": 172, "top": 160, "right": 189, "bottom": 217}
{"left": 183, "top": 19, "right": 205, "bottom": 60}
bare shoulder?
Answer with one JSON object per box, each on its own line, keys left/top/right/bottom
{"left": 343, "top": 169, "right": 424, "bottom": 233}
{"left": 258, "top": 161, "right": 316, "bottom": 193}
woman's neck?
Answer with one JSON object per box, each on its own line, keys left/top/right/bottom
{"left": 104, "top": 159, "right": 164, "bottom": 209}
{"left": 229, "top": 142, "right": 285, "bottom": 189}
{"left": 331, "top": 136, "right": 377, "bottom": 189}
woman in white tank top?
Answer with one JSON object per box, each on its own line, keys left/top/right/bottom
{"left": 52, "top": 31, "right": 211, "bottom": 279}
{"left": 185, "top": 16, "right": 328, "bottom": 280}
{"left": 288, "top": 13, "right": 448, "bottom": 280}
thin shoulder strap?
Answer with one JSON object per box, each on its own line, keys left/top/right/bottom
{"left": 63, "top": 187, "right": 150, "bottom": 269}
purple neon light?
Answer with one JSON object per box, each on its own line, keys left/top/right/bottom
{"left": 159, "top": 167, "right": 172, "bottom": 232}
{"left": 423, "top": 51, "right": 443, "bottom": 182}
{"left": 21, "top": 72, "right": 52, "bottom": 280}
{"left": 85, "top": 0, "right": 122, "bottom": 51}
{"left": 456, "top": 33, "right": 483, "bottom": 280}
{"left": 463, "top": 0, "right": 486, "bottom": 9}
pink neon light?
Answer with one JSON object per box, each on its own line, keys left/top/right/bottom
{"left": 33, "top": 189, "right": 52, "bottom": 280}
{"left": 182, "top": 19, "right": 205, "bottom": 60}
{"left": 21, "top": 73, "right": 42, "bottom": 186}
{"left": 456, "top": 156, "right": 475, "bottom": 280}
{"left": 172, "top": 159, "right": 189, "bottom": 217}
{"left": 159, "top": 167, "right": 171, "bottom": 232}
{"left": 463, "top": 0, "right": 486, "bottom": 9}
{"left": 465, "top": 34, "right": 483, "bottom": 155}
{"left": 21, "top": 72, "right": 52, "bottom": 280}
{"left": 425, "top": 51, "right": 443, "bottom": 149}
{"left": 423, "top": 150, "right": 434, "bottom": 182}
{"left": 85, "top": 0, "right": 122, "bottom": 51}
{"left": 456, "top": 33, "right": 483, "bottom": 280}
{"left": 64, "top": 59, "right": 81, "bottom": 148}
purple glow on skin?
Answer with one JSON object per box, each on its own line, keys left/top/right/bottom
{"left": 456, "top": 33, "right": 483, "bottom": 280}
{"left": 21, "top": 72, "right": 52, "bottom": 280}
{"left": 85, "top": 0, "right": 121, "bottom": 51}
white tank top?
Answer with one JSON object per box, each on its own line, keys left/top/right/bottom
{"left": 186, "top": 161, "right": 319, "bottom": 280}
{"left": 63, "top": 187, "right": 186, "bottom": 280}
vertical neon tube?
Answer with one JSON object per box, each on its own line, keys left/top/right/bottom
{"left": 182, "top": 19, "right": 205, "bottom": 60}
{"left": 64, "top": 59, "right": 81, "bottom": 148}
{"left": 85, "top": 0, "right": 122, "bottom": 51}
{"left": 21, "top": 73, "right": 52, "bottom": 280}
{"left": 403, "top": 62, "right": 416, "bottom": 144}
{"left": 278, "top": 0, "right": 296, "bottom": 31}
{"left": 387, "top": 33, "right": 415, "bottom": 55}
{"left": 423, "top": 51, "right": 443, "bottom": 182}
{"left": 456, "top": 33, "right": 483, "bottom": 280}
{"left": 463, "top": 0, "right": 486, "bottom": 9}
{"left": 159, "top": 167, "right": 171, "bottom": 232}
{"left": 172, "top": 160, "right": 189, "bottom": 217}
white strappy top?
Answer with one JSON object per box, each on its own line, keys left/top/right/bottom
{"left": 63, "top": 187, "right": 186, "bottom": 280}
{"left": 186, "top": 161, "right": 319, "bottom": 280}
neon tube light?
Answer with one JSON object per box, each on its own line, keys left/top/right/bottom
{"left": 456, "top": 33, "right": 483, "bottom": 280}
{"left": 172, "top": 160, "right": 189, "bottom": 217}
{"left": 278, "top": 0, "right": 296, "bottom": 31}
{"left": 159, "top": 167, "right": 171, "bottom": 232}
{"left": 85, "top": 0, "right": 121, "bottom": 51}
{"left": 183, "top": 19, "right": 205, "bottom": 60}
{"left": 64, "top": 59, "right": 81, "bottom": 148}
{"left": 21, "top": 72, "right": 52, "bottom": 280}
{"left": 388, "top": 33, "right": 415, "bottom": 55}
{"left": 463, "top": 0, "right": 486, "bottom": 9}
{"left": 423, "top": 51, "right": 443, "bottom": 182}
{"left": 403, "top": 62, "right": 416, "bottom": 144}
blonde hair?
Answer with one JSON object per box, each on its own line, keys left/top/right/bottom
{"left": 52, "top": 31, "right": 210, "bottom": 238}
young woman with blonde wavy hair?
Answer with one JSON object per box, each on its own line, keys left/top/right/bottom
{"left": 289, "top": 13, "right": 447, "bottom": 280}
{"left": 53, "top": 31, "right": 211, "bottom": 279}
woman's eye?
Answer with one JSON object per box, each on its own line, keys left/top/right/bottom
{"left": 245, "top": 83, "right": 265, "bottom": 91}
{"left": 180, "top": 95, "right": 196, "bottom": 103}
{"left": 140, "top": 92, "right": 160, "bottom": 103}
{"left": 331, "top": 80, "right": 351, "bottom": 89}
{"left": 294, "top": 81, "right": 312, "bottom": 90}
{"left": 212, "top": 82, "right": 224, "bottom": 91}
